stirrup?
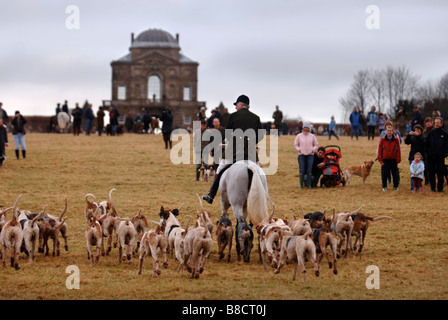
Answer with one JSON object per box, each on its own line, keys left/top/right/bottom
{"left": 202, "top": 194, "right": 214, "bottom": 204}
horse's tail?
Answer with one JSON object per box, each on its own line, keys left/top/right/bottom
{"left": 246, "top": 163, "right": 269, "bottom": 226}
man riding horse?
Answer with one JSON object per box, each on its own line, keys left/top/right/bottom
{"left": 202, "top": 94, "right": 264, "bottom": 204}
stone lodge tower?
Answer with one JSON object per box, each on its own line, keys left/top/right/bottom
{"left": 110, "top": 28, "right": 205, "bottom": 128}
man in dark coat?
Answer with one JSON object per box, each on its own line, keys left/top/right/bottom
{"left": 0, "top": 118, "right": 8, "bottom": 167}
{"left": 272, "top": 105, "right": 283, "bottom": 133}
{"left": 72, "top": 103, "right": 83, "bottom": 136}
{"left": 0, "top": 102, "right": 8, "bottom": 124}
{"left": 109, "top": 105, "right": 120, "bottom": 135}
{"left": 425, "top": 117, "right": 448, "bottom": 192}
{"left": 411, "top": 106, "right": 424, "bottom": 131}
{"left": 142, "top": 109, "right": 151, "bottom": 133}
{"left": 160, "top": 106, "right": 174, "bottom": 149}
{"left": 97, "top": 107, "right": 105, "bottom": 136}
{"left": 84, "top": 104, "right": 94, "bottom": 135}
{"left": 202, "top": 94, "right": 264, "bottom": 204}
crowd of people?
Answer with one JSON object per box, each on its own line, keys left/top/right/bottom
{"left": 293, "top": 105, "right": 448, "bottom": 193}
{"left": 2, "top": 99, "right": 448, "bottom": 196}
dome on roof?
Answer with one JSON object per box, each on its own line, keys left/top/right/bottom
{"left": 132, "top": 29, "right": 179, "bottom": 49}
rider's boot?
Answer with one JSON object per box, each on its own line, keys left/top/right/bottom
{"left": 202, "top": 174, "right": 219, "bottom": 204}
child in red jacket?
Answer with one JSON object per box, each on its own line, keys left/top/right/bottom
{"left": 378, "top": 125, "right": 401, "bottom": 191}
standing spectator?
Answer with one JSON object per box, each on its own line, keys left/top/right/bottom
{"left": 220, "top": 107, "right": 230, "bottom": 128}
{"left": 410, "top": 152, "right": 425, "bottom": 194}
{"left": 109, "top": 105, "right": 120, "bottom": 135}
{"left": 377, "top": 120, "right": 401, "bottom": 186}
{"left": 404, "top": 124, "right": 425, "bottom": 190}
{"left": 0, "top": 118, "right": 8, "bottom": 167}
{"left": 71, "top": 103, "right": 83, "bottom": 136}
{"left": 422, "top": 117, "right": 434, "bottom": 185}
{"left": 272, "top": 105, "right": 283, "bottom": 135}
{"left": 378, "top": 125, "right": 401, "bottom": 191}
{"left": 395, "top": 106, "right": 407, "bottom": 137}
{"left": 84, "top": 104, "right": 94, "bottom": 135}
{"left": 160, "top": 106, "right": 174, "bottom": 149}
{"left": 142, "top": 109, "right": 151, "bottom": 133}
{"left": 366, "top": 106, "right": 379, "bottom": 141}
{"left": 411, "top": 106, "right": 424, "bottom": 130}
{"left": 378, "top": 113, "right": 387, "bottom": 135}
{"left": 349, "top": 107, "right": 361, "bottom": 140}
{"left": 328, "top": 116, "right": 339, "bottom": 140}
{"left": 0, "top": 102, "right": 9, "bottom": 124}
{"left": 423, "top": 117, "right": 434, "bottom": 137}
{"left": 97, "top": 107, "right": 105, "bottom": 136}
{"left": 432, "top": 108, "right": 443, "bottom": 122}
{"left": 425, "top": 117, "right": 448, "bottom": 192}
{"left": 11, "top": 111, "right": 27, "bottom": 160}
{"left": 125, "top": 115, "right": 134, "bottom": 133}
{"left": 135, "top": 113, "right": 143, "bottom": 133}
{"left": 294, "top": 122, "right": 319, "bottom": 189}
{"left": 311, "top": 146, "right": 326, "bottom": 187}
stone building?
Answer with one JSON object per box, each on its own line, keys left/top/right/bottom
{"left": 109, "top": 28, "right": 205, "bottom": 128}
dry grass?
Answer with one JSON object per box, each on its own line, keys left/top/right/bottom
{"left": 1, "top": 132, "right": 447, "bottom": 300}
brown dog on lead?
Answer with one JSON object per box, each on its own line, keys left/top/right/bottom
{"left": 344, "top": 160, "right": 374, "bottom": 185}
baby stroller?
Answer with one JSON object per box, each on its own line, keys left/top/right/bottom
{"left": 320, "top": 145, "right": 346, "bottom": 187}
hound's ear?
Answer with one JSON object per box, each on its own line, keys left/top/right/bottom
{"left": 172, "top": 208, "right": 179, "bottom": 216}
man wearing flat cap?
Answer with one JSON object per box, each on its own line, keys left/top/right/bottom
{"left": 202, "top": 94, "right": 264, "bottom": 204}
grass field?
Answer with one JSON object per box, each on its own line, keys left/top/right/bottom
{"left": 0, "top": 132, "right": 447, "bottom": 300}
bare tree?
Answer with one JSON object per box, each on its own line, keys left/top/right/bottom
{"left": 369, "top": 69, "right": 386, "bottom": 113}
{"left": 339, "top": 69, "right": 371, "bottom": 121}
{"left": 341, "top": 66, "right": 444, "bottom": 121}
{"left": 393, "top": 65, "right": 420, "bottom": 103}
{"left": 436, "top": 72, "right": 448, "bottom": 99}
{"left": 416, "top": 79, "right": 436, "bottom": 104}
{"left": 384, "top": 65, "right": 396, "bottom": 113}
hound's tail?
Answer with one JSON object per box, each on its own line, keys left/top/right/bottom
{"left": 372, "top": 216, "right": 392, "bottom": 222}
{"left": 246, "top": 163, "right": 269, "bottom": 226}
{"left": 59, "top": 197, "right": 68, "bottom": 219}
{"left": 85, "top": 193, "right": 95, "bottom": 204}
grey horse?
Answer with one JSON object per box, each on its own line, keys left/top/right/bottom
{"left": 218, "top": 160, "right": 270, "bottom": 262}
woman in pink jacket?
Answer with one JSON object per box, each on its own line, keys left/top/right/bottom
{"left": 294, "top": 123, "right": 319, "bottom": 189}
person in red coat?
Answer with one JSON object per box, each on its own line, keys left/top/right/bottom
{"left": 378, "top": 125, "right": 401, "bottom": 191}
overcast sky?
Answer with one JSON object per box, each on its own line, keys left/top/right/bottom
{"left": 0, "top": 0, "right": 447, "bottom": 124}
